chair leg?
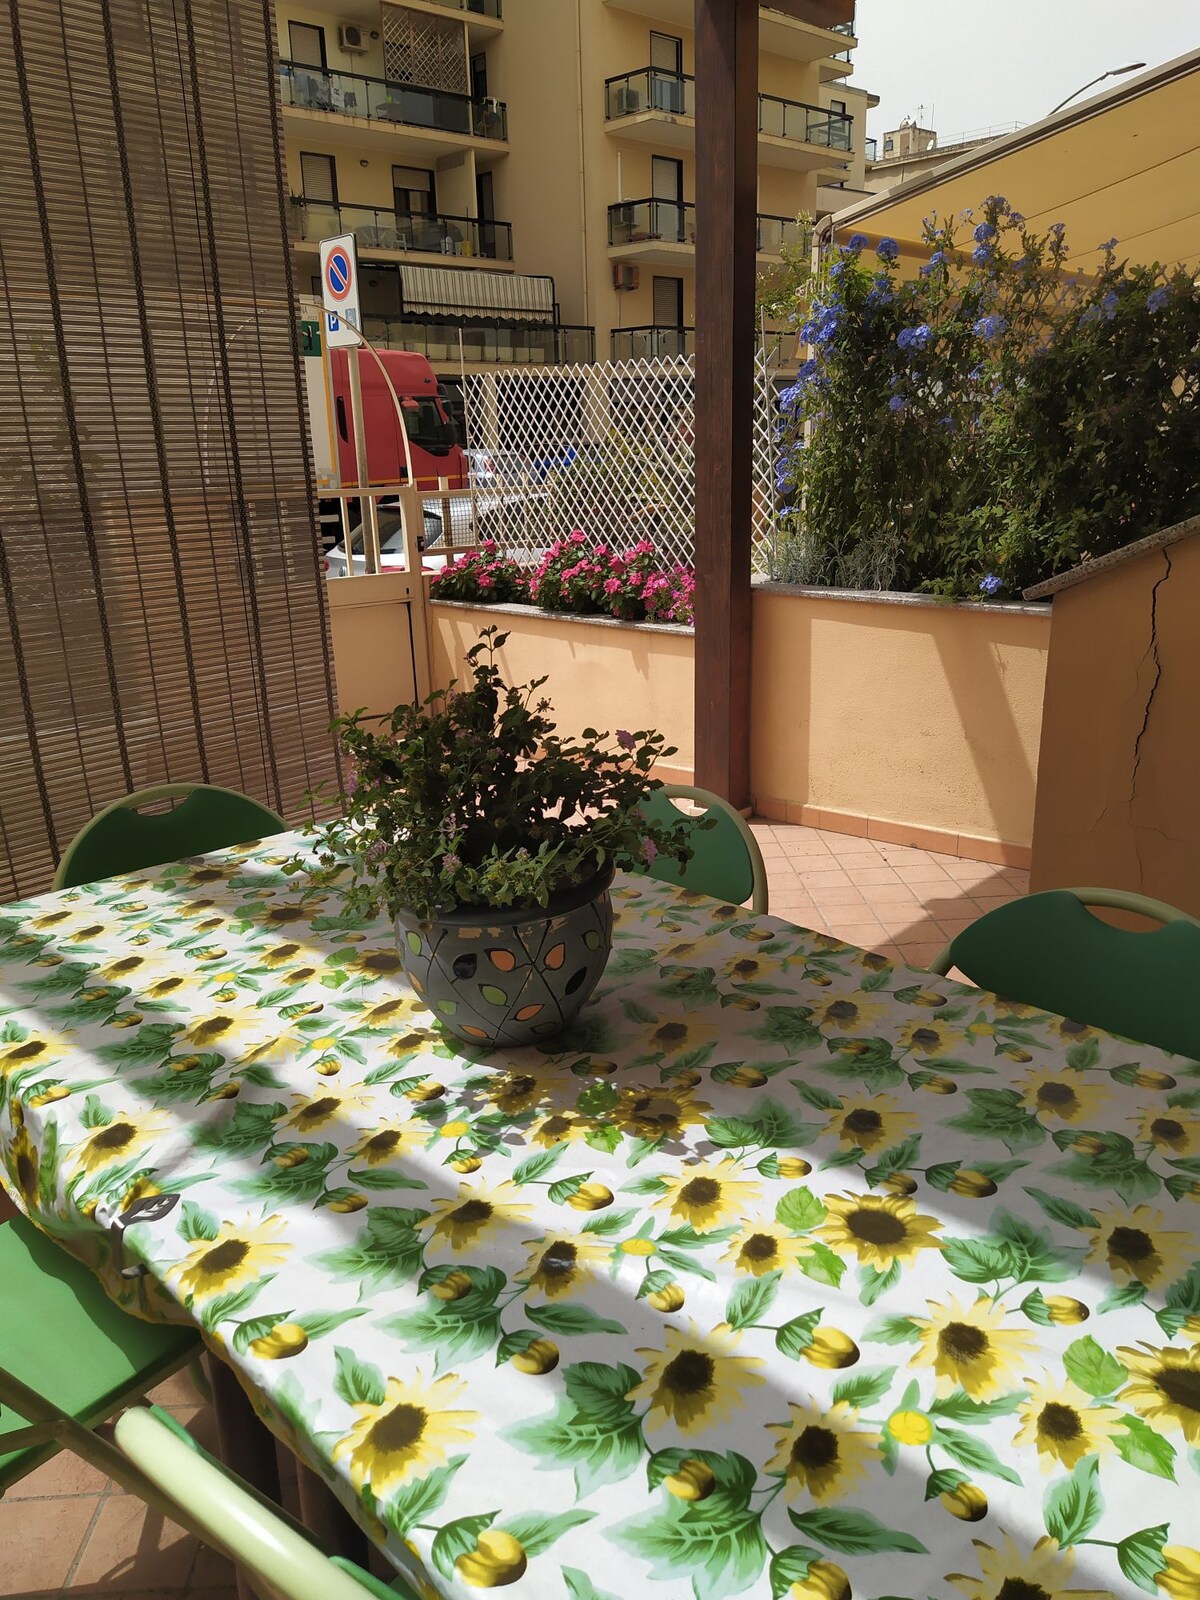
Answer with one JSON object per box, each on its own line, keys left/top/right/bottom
{"left": 297, "top": 1462, "right": 370, "bottom": 1567}
{"left": 187, "top": 1354, "right": 213, "bottom": 1405}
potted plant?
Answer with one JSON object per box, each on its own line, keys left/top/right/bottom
{"left": 304, "top": 629, "right": 693, "bottom": 1048}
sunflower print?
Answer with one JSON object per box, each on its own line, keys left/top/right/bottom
{"left": 6, "top": 1122, "right": 39, "bottom": 1209}
{"left": 764, "top": 1399, "right": 881, "bottom": 1502}
{"left": 947, "top": 1533, "right": 1112, "bottom": 1600}
{"left": 615, "top": 1082, "right": 712, "bottom": 1142}
{"left": 824, "top": 1093, "right": 918, "bottom": 1152}
{"left": 897, "top": 1017, "right": 965, "bottom": 1056}
{"left": 284, "top": 1089, "right": 373, "bottom": 1135}
{"left": 1014, "top": 1373, "right": 1123, "bottom": 1471}
{"left": 631, "top": 1321, "right": 765, "bottom": 1433}
{"left": 1133, "top": 1107, "right": 1200, "bottom": 1156}
{"left": 342, "top": 946, "right": 407, "bottom": 980}
{"left": 522, "top": 1230, "right": 608, "bottom": 1298}
{"left": 719, "top": 953, "right": 781, "bottom": 986}
{"left": 181, "top": 1000, "right": 274, "bottom": 1055}
{"left": 1083, "top": 1204, "right": 1195, "bottom": 1290}
{"left": 424, "top": 1180, "right": 534, "bottom": 1252}
{"left": 73, "top": 1109, "right": 171, "bottom": 1174}
{"left": 719, "top": 1221, "right": 806, "bottom": 1277}
{"left": 0, "top": 1029, "right": 70, "bottom": 1079}
{"left": 1117, "top": 1344, "right": 1200, "bottom": 1445}
{"left": 527, "top": 1109, "right": 592, "bottom": 1147}
{"left": 1014, "top": 1067, "right": 1109, "bottom": 1124}
{"left": 332, "top": 1371, "right": 479, "bottom": 1497}
{"left": 173, "top": 1214, "right": 291, "bottom": 1302}
{"left": 639, "top": 1018, "right": 717, "bottom": 1058}
{"left": 654, "top": 1158, "right": 761, "bottom": 1231}
{"left": 911, "top": 1295, "right": 1036, "bottom": 1399}
{"left": 348, "top": 1122, "right": 421, "bottom": 1166}
{"left": 485, "top": 1071, "right": 550, "bottom": 1118}
{"left": 809, "top": 993, "right": 885, "bottom": 1033}
{"left": 818, "top": 1191, "right": 943, "bottom": 1270}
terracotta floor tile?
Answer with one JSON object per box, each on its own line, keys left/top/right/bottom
{"left": 844, "top": 866, "right": 900, "bottom": 886}
{"left": 970, "top": 894, "right": 1021, "bottom": 914}
{"left": 794, "top": 868, "right": 851, "bottom": 889}
{"left": 810, "top": 885, "right": 868, "bottom": 909}
{"left": 894, "top": 941, "right": 947, "bottom": 969}
{"left": 824, "top": 920, "right": 887, "bottom": 951}
{"left": 923, "top": 895, "right": 978, "bottom": 916}
{"left": 0, "top": 1492, "right": 102, "bottom": 1595}
{"left": 5, "top": 1450, "right": 113, "bottom": 1500}
{"left": 857, "top": 879, "right": 924, "bottom": 902}
{"left": 936, "top": 915, "right": 982, "bottom": 939}
{"left": 891, "top": 862, "right": 954, "bottom": 884}
{"left": 67, "top": 1494, "right": 199, "bottom": 1592}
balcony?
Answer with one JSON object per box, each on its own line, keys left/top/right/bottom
{"left": 611, "top": 325, "right": 695, "bottom": 361}
{"left": 601, "top": 1, "right": 854, "bottom": 63}
{"left": 865, "top": 135, "right": 878, "bottom": 161}
{"left": 606, "top": 200, "right": 809, "bottom": 263}
{"left": 605, "top": 69, "right": 852, "bottom": 170}
{"left": 291, "top": 199, "right": 513, "bottom": 263}
{"left": 278, "top": 60, "right": 508, "bottom": 160}
{"left": 363, "top": 314, "right": 595, "bottom": 366}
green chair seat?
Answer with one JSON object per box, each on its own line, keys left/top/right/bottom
{"left": 0, "top": 1214, "right": 198, "bottom": 1491}
{"left": 639, "top": 785, "right": 769, "bottom": 914}
{"left": 931, "top": 888, "right": 1200, "bottom": 1059}
{"left": 54, "top": 783, "right": 286, "bottom": 890}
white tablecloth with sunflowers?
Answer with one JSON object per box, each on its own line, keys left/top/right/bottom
{"left": 1, "top": 835, "right": 1199, "bottom": 1600}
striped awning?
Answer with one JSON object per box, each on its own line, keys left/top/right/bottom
{"left": 398, "top": 264, "right": 556, "bottom": 321}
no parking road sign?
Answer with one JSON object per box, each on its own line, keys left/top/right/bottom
{"left": 319, "top": 233, "right": 360, "bottom": 349}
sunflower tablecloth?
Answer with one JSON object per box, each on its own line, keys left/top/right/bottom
{"left": 1, "top": 836, "right": 1199, "bottom": 1600}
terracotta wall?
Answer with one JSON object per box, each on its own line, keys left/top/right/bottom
{"left": 751, "top": 586, "right": 1050, "bottom": 864}
{"left": 327, "top": 573, "right": 420, "bottom": 719}
{"left": 1030, "top": 533, "right": 1200, "bottom": 916}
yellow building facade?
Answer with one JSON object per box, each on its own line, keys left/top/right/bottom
{"left": 275, "top": 0, "right": 867, "bottom": 398}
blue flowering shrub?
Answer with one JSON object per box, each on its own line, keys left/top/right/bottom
{"left": 773, "top": 197, "right": 1200, "bottom": 597}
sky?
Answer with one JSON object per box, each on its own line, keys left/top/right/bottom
{"left": 853, "top": 0, "right": 1198, "bottom": 146}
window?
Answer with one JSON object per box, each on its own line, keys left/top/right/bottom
{"left": 300, "top": 151, "right": 337, "bottom": 204}
{"left": 651, "top": 156, "right": 682, "bottom": 202}
{"left": 470, "top": 51, "right": 488, "bottom": 102}
{"left": 653, "top": 275, "right": 684, "bottom": 327}
{"left": 288, "top": 21, "right": 326, "bottom": 67}
{"left": 393, "top": 166, "right": 435, "bottom": 216}
{"left": 650, "top": 31, "right": 682, "bottom": 72}
{"left": 829, "top": 98, "right": 847, "bottom": 117}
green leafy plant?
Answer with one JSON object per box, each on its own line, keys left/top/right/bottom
{"left": 301, "top": 628, "right": 694, "bottom": 921}
{"left": 773, "top": 197, "right": 1200, "bottom": 596}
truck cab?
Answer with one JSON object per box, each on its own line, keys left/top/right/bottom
{"left": 328, "top": 347, "right": 466, "bottom": 492}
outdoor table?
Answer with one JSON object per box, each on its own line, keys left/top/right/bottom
{"left": 1, "top": 834, "right": 1198, "bottom": 1600}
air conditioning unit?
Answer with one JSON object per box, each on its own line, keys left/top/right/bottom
{"left": 613, "top": 86, "right": 642, "bottom": 115}
{"left": 613, "top": 262, "right": 639, "bottom": 291}
{"left": 338, "top": 22, "right": 368, "bottom": 53}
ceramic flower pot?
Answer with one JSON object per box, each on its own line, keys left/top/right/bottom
{"left": 394, "top": 864, "right": 615, "bottom": 1048}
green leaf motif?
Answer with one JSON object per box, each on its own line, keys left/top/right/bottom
{"left": 776, "top": 1308, "right": 823, "bottom": 1360}
{"left": 1049, "top": 1130, "right": 1161, "bottom": 1205}
{"left": 1020, "top": 1289, "right": 1054, "bottom": 1326}
{"left": 1116, "top": 1525, "right": 1170, "bottom": 1595}
{"left": 798, "top": 1241, "right": 846, "bottom": 1289}
{"left": 646, "top": 1449, "right": 757, "bottom": 1500}
{"left": 948, "top": 1087, "right": 1045, "bottom": 1153}
{"left": 752, "top": 1006, "right": 820, "bottom": 1050}
{"left": 503, "top": 1362, "right": 645, "bottom": 1497}
{"left": 549, "top": 1172, "right": 591, "bottom": 1204}
{"left": 928, "top": 1389, "right": 1023, "bottom": 1423}
{"left": 1114, "top": 1416, "right": 1177, "bottom": 1480}
{"left": 792, "top": 1080, "right": 843, "bottom": 1112}
{"left": 179, "top": 1200, "right": 220, "bottom": 1243}
{"left": 725, "top": 1270, "right": 781, "bottom": 1331}
{"left": 431, "top": 1512, "right": 499, "bottom": 1581}
{"left": 583, "top": 1209, "right": 639, "bottom": 1237}
{"left": 1023, "top": 1186, "right": 1099, "bottom": 1231}
{"left": 861, "top": 1313, "right": 921, "bottom": 1345}
{"left": 495, "top": 1329, "right": 540, "bottom": 1365}
{"left": 935, "top": 1427, "right": 1022, "bottom": 1485}
{"left": 1062, "top": 1336, "right": 1128, "bottom": 1397}
{"left": 768, "top": 1546, "right": 823, "bottom": 1600}
{"left": 562, "top": 1565, "right": 621, "bottom": 1600}
{"left": 1043, "top": 1454, "right": 1102, "bottom": 1547}
{"left": 706, "top": 1116, "right": 763, "bottom": 1149}
{"left": 380, "top": 1455, "right": 466, "bottom": 1538}
{"left": 923, "top": 1467, "right": 968, "bottom": 1501}
{"left": 316, "top": 1206, "right": 428, "bottom": 1288}
{"left": 198, "top": 1276, "right": 274, "bottom": 1334}
{"left": 527, "top": 1303, "right": 626, "bottom": 1337}
{"left": 831, "top": 1366, "right": 895, "bottom": 1409}
{"left": 513, "top": 1145, "right": 567, "bottom": 1186}
{"left": 787, "top": 1506, "right": 928, "bottom": 1555}
{"left": 865, "top": 1134, "right": 923, "bottom": 1181}
{"left": 859, "top": 1259, "right": 901, "bottom": 1306}
{"left": 345, "top": 1166, "right": 426, "bottom": 1192}
{"left": 295, "top": 1307, "right": 367, "bottom": 1342}
{"left": 80, "top": 1093, "right": 112, "bottom": 1129}
{"left": 500, "top": 1509, "right": 594, "bottom": 1558}
{"left": 194, "top": 1100, "right": 287, "bottom": 1155}
{"left": 36, "top": 1118, "right": 59, "bottom": 1210}
{"left": 231, "top": 1311, "right": 293, "bottom": 1355}
{"left": 333, "top": 1345, "right": 387, "bottom": 1408}
{"left": 775, "top": 1186, "right": 826, "bottom": 1233}
{"left": 610, "top": 1496, "right": 767, "bottom": 1600}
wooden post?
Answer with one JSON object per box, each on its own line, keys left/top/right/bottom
{"left": 694, "top": 0, "right": 758, "bottom": 808}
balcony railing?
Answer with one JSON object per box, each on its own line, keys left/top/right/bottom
{"left": 363, "top": 315, "right": 595, "bottom": 366}
{"left": 611, "top": 326, "right": 695, "bottom": 361}
{"left": 831, "top": 19, "right": 855, "bottom": 34}
{"left": 865, "top": 135, "right": 878, "bottom": 161}
{"left": 759, "top": 92, "right": 851, "bottom": 149}
{"left": 292, "top": 199, "right": 513, "bottom": 261}
{"left": 422, "top": 0, "right": 502, "bottom": 14}
{"left": 279, "top": 59, "right": 508, "bottom": 141}
{"left": 606, "top": 201, "right": 807, "bottom": 256}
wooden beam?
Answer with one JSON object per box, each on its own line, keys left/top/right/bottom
{"left": 694, "top": 0, "right": 758, "bottom": 808}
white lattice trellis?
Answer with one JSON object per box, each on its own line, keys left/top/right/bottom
{"left": 462, "top": 352, "right": 781, "bottom": 573}
{"left": 382, "top": 3, "right": 468, "bottom": 94}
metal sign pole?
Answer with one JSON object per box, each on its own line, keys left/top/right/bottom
{"left": 346, "top": 346, "right": 380, "bottom": 575}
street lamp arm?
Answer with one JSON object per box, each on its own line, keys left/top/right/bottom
{"left": 1048, "top": 62, "right": 1146, "bottom": 117}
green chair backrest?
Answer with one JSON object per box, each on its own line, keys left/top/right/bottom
{"left": 54, "top": 783, "right": 286, "bottom": 891}
{"left": 934, "top": 888, "right": 1200, "bottom": 1059}
{"left": 114, "top": 1406, "right": 417, "bottom": 1600}
{"left": 639, "top": 785, "right": 769, "bottom": 914}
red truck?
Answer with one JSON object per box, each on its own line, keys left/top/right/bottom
{"left": 327, "top": 348, "right": 466, "bottom": 492}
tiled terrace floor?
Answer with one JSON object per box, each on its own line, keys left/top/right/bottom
{"left": 0, "top": 822, "right": 1026, "bottom": 1597}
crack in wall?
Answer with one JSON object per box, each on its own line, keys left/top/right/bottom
{"left": 1127, "top": 547, "right": 1172, "bottom": 883}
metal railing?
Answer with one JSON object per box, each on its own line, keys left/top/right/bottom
{"left": 292, "top": 199, "right": 513, "bottom": 260}
{"left": 605, "top": 68, "right": 695, "bottom": 120}
{"left": 278, "top": 59, "right": 508, "bottom": 141}
{"left": 421, "top": 0, "right": 502, "bottom": 15}
{"left": 362, "top": 315, "right": 595, "bottom": 366}
{"left": 611, "top": 326, "right": 695, "bottom": 361}
{"left": 865, "top": 135, "right": 878, "bottom": 160}
{"left": 757, "top": 214, "right": 810, "bottom": 254}
{"left": 605, "top": 201, "right": 806, "bottom": 256}
{"left": 831, "top": 19, "right": 855, "bottom": 34}
{"left": 759, "top": 92, "right": 852, "bottom": 149}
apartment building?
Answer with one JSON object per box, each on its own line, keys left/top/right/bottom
{"left": 276, "top": 0, "right": 866, "bottom": 402}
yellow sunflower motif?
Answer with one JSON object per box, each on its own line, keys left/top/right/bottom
{"left": 486, "top": 1071, "right": 550, "bottom": 1117}
{"left": 527, "top": 1109, "right": 593, "bottom": 1147}
{"left": 424, "top": 1180, "right": 534, "bottom": 1252}
{"left": 0, "top": 1029, "right": 70, "bottom": 1078}
{"left": 1083, "top": 1204, "right": 1195, "bottom": 1290}
{"left": 1015, "top": 1069, "right": 1109, "bottom": 1124}
{"left": 255, "top": 941, "right": 307, "bottom": 969}
{"left": 344, "top": 947, "right": 407, "bottom": 981}
{"left": 764, "top": 1399, "right": 881, "bottom": 1502}
{"left": 640, "top": 1019, "right": 718, "bottom": 1058}
{"left": 898, "top": 1018, "right": 965, "bottom": 1057}
{"left": 911, "top": 1296, "right": 1036, "bottom": 1399}
{"left": 1157, "top": 1547, "right": 1200, "bottom": 1600}
{"left": 1047, "top": 1016, "right": 1095, "bottom": 1045}
{"left": 73, "top": 1109, "right": 171, "bottom": 1174}
{"left": 522, "top": 1231, "right": 608, "bottom": 1298}
{"left": 720, "top": 1222, "right": 806, "bottom": 1277}
{"left": 630, "top": 1321, "right": 765, "bottom": 1433}
{"left": 655, "top": 1158, "right": 762, "bottom": 1231}
{"left": 1134, "top": 1108, "right": 1200, "bottom": 1157}
{"left": 332, "top": 1370, "right": 478, "bottom": 1498}
{"left": 1013, "top": 1374, "right": 1122, "bottom": 1470}
{"left": 616, "top": 1082, "right": 712, "bottom": 1143}
{"left": 182, "top": 1000, "right": 274, "bottom": 1056}
{"left": 143, "top": 975, "right": 192, "bottom": 1003}
{"left": 173, "top": 1214, "right": 291, "bottom": 1302}
{"left": 349, "top": 1123, "right": 420, "bottom": 1166}
{"left": 284, "top": 1090, "right": 372, "bottom": 1135}
{"left": 1117, "top": 1343, "right": 1200, "bottom": 1444}
{"left": 818, "top": 1191, "right": 943, "bottom": 1270}
{"left": 720, "top": 953, "right": 781, "bottom": 986}
{"left": 947, "top": 1533, "right": 1112, "bottom": 1600}
{"left": 7, "top": 1122, "right": 39, "bottom": 1209}
{"left": 810, "top": 994, "right": 885, "bottom": 1033}
{"left": 662, "top": 939, "right": 704, "bottom": 961}
{"left": 825, "top": 1093, "right": 918, "bottom": 1153}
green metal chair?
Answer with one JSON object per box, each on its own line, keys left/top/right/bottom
{"left": 639, "top": 784, "right": 769, "bottom": 914}
{"left": 930, "top": 887, "right": 1200, "bottom": 1058}
{"left": 0, "top": 1211, "right": 200, "bottom": 1501}
{"left": 114, "top": 1405, "right": 419, "bottom": 1600}
{"left": 53, "top": 782, "right": 286, "bottom": 891}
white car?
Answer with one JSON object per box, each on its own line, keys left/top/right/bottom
{"left": 324, "top": 492, "right": 540, "bottom": 577}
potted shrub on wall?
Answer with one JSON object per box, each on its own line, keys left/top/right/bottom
{"left": 303, "top": 629, "right": 692, "bottom": 1048}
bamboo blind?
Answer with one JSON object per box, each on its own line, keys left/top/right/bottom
{"left": 0, "top": 0, "right": 339, "bottom": 900}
